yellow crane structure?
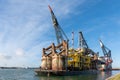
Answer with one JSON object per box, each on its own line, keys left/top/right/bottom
{"left": 67, "top": 32, "right": 91, "bottom": 70}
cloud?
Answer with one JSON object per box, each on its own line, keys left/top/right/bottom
{"left": 0, "top": 0, "right": 103, "bottom": 67}
{"left": 49, "top": 0, "right": 85, "bottom": 14}
{"left": 0, "top": 54, "right": 12, "bottom": 60}
{"left": 15, "top": 48, "right": 25, "bottom": 57}
{"left": 0, "top": 0, "right": 50, "bottom": 67}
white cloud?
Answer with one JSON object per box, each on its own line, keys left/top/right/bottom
{"left": 0, "top": 0, "right": 50, "bottom": 67}
{"left": 0, "top": 54, "right": 12, "bottom": 60}
{"left": 0, "top": 0, "right": 102, "bottom": 67}
{"left": 15, "top": 48, "right": 25, "bottom": 57}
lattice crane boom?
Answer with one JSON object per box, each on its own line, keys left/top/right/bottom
{"left": 99, "top": 40, "right": 111, "bottom": 58}
{"left": 79, "top": 31, "right": 89, "bottom": 48}
{"left": 48, "top": 5, "right": 68, "bottom": 44}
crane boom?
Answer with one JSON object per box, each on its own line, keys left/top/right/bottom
{"left": 79, "top": 31, "right": 89, "bottom": 48}
{"left": 99, "top": 40, "right": 111, "bottom": 58}
{"left": 48, "top": 5, "right": 68, "bottom": 44}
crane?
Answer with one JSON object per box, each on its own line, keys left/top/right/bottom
{"left": 99, "top": 40, "right": 112, "bottom": 59}
{"left": 78, "top": 31, "right": 92, "bottom": 55}
{"left": 79, "top": 31, "right": 89, "bottom": 49}
{"left": 48, "top": 5, "right": 69, "bottom": 44}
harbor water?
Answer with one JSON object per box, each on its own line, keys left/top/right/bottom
{"left": 0, "top": 69, "right": 120, "bottom": 80}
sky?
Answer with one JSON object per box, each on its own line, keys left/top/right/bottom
{"left": 0, "top": 0, "right": 120, "bottom": 68}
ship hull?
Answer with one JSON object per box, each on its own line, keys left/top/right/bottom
{"left": 35, "top": 69, "right": 99, "bottom": 76}
{"left": 99, "top": 64, "right": 112, "bottom": 71}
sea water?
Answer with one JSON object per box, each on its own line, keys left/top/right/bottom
{"left": 0, "top": 69, "right": 119, "bottom": 80}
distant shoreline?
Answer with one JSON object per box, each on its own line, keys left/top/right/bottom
{"left": 0, "top": 67, "right": 38, "bottom": 69}
{"left": 0, "top": 67, "right": 120, "bottom": 70}
{"left": 112, "top": 68, "right": 120, "bottom": 70}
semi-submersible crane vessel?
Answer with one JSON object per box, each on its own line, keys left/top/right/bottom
{"left": 35, "top": 5, "right": 113, "bottom": 76}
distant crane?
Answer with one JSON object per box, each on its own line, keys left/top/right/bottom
{"left": 99, "top": 40, "right": 112, "bottom": 59}
{"left": 78, "top": 31, "right": 92, "bottom": 55}
{"left": 79, "top": 31, "right": 89, "bottom": 49}
{"left": 48, "top": 5, "right": 69, "bottom": 44}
